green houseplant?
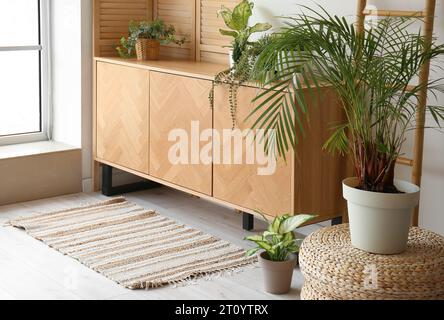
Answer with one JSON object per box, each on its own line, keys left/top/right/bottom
{"left": 247, "top": 6, "right": 444, "bottom": 254}
{"left": 116, "top": 18, "right": 186, "bottom": 60}
{"left": 218, "top": 0, "right": 271, "bottom": 67}
{"left": 211, "top": 0, "right": 272, "bottom": 128}
{"left": 211, "top": 35, "right": 274, "bottom": 128}
{"left": 245, "top": 214, "right": 316, "bottom": 294}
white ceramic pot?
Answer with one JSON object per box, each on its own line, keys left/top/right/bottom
{"left": 228, "top": 49, "right": 235, "bottom": 69}
{"left": 343, "top": 177, "right": 420, "bottom": 255}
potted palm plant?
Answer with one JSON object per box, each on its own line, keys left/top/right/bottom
{"left": 218, "top": 0, "right": 271, "bottom": 67}
{"left": 116, "top": 18, "right": 186, "bottom": 60}
{"left": 247, "top": 7, "right": 444, "bottom": 254}
{"left": 245, "top": 214, "right": 316, "bottom": 294}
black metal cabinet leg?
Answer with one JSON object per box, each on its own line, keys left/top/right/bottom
{"left": 242, "top": 212, "right": 254, "bottom": 231}
{"left": 331, "top": 216, "right": 343, "bottom": 226}
{"left": 102, "top": 165, "right": 114, "bottom": 196}
{"left": 101, "top": 164, "right": 161, "bottom": 196}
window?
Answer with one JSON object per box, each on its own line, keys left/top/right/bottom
{"left": 0, "top": 0, "right": 50, "bottom": 146}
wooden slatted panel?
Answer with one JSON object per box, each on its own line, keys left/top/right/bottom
{"left": 94, "top": 0, "right": 152, "bottom": 57}
{"left": 153, "top": 0, "right": 195, "bottom": 60}
{"left": 198, "top": 0, "right": 238, "bottom": 64}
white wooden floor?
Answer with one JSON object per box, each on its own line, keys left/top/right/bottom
{"left": 0, "top": 187, "right": 325, "bottom": 300}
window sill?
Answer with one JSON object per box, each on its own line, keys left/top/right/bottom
{"left": 0, "top": 141, "right": 79, "bottom": 160}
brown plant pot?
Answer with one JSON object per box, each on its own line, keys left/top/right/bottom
{"left": 135, "top": 39, "right": 160, "bottom": 61}
{"left": 258, "top": 252, "right": 297, "bottom": 295}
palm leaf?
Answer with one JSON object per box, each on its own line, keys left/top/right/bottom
{"left": 247, "top": 6, "right": 444, "bottom": 191}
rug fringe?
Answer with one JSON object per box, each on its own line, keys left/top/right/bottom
{"left": 142, "top": 260, "right": 259, "bottom": 290}
{"left": 4, "top": 196, "right": 128, "bottom": 226}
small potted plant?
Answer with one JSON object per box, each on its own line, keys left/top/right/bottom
{"left": 248, "top": 7, "right": 444, "bottom": 254}
{"left": 117, "top": 18, "right": 186, "bottom": 60}
{"left": 245, "top": 214, "right": 316, "bottom": 294}
{"left": 218, "top": 0, "right": 271, "bottom": 67}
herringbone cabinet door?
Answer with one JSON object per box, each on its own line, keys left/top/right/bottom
{"left": 213, "top": 85, "right": 293, "bottom": 217}
{"left": 150, "top": 71, "right": 213, "bottom": 195}
{"left": 96, "top": 62, "right": 150, "bottom": 174}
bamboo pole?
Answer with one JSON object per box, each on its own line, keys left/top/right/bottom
{"left": 412, "top": 0, "right": 436, "bottom": 226}
{"left": 356, "top": 0, "right": 367, "bottom": 34}
{"left": 397, "top": 157, "right": 414, "bottom": 167}
{"left": 362, "top": 9, "right": 426, "bottom": 17}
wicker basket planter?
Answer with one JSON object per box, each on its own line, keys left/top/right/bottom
{"left": 135, "top": 39, "right": 160, "bottom": 61}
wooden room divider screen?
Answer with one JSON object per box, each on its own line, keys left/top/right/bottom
{"left": 93, "top": 0, "right": 152, "bottom": 57}
{"left": 93, "top": 0, "right": 237, "bottom": 64}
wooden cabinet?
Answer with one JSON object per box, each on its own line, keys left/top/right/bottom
{"left": 213, "top": 85, "right": 293, "bottom": 217}
{"left": 96, "top": 62, "right": 150, "bottom": 174}
{"left": 149, "top": 71, "right": 213, "bottom": 195}
{"left": 93, "top": 58, "right": 349, "bottom": 223}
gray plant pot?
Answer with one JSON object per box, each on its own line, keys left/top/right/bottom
{"left": 258, "top": 252, "right": 297, "bottom": 294}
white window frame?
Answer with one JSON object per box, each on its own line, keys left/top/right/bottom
{"left": 0, "top": 0, "right": 51, "bottom": 146}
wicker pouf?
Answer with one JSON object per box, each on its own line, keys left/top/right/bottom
{"left": 299, "top": 224, "right": 444, "bottom": 300}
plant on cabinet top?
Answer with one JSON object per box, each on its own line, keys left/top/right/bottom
{"left": 218, "top": 0, "right": 272, "bottom": 65}
{"left": 116, "top": 18, "right": 187, "bottom": 58}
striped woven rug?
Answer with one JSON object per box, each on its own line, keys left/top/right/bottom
{"left": 8, "top": 197, "right": 256, "bottom": 289}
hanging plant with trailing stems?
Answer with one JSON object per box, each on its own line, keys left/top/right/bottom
{"left": 209, "top": 0, "right": 272, "bottom": 128}
{"left": 209, "top": 35, "right": 274, "bottom": 128}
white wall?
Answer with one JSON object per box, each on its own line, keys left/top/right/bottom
{"left": 78, "top": 0, "right": 444, "bottom": 234}
{"left": 51, "top": 0, "right": 97, "bottom": 191}
{"left": 51, "top": 0, "right": 82, "bottom": 147}
{"left": 252, "top": 0, "right": 357, "bottom": 28}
